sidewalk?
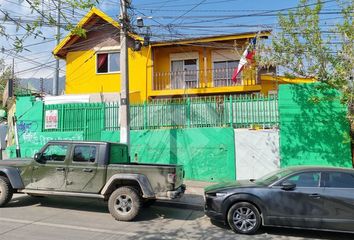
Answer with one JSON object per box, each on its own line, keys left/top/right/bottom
{"left": 156, "top": 180, "right": 215, "bottom": 210}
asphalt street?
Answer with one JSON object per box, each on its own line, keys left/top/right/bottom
{"left": 0, "top": 194, "right": 353, "bottom": 240}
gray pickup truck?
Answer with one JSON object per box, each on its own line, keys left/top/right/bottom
{"left": 0, "top": 140, "right": 185, "bottom": 221}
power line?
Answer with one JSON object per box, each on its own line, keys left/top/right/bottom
{"left": 143, "top": 11, "right": 349, "bottom": 20}
{"left": 169, "top": 0, "right": 208, "bottom": 24}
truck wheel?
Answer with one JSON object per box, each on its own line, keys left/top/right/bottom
{"left": 0, "top": 176, "right": 13, "bottom": 207}
{"left": 108, "top": 187, "right": 142, "bottom": 221}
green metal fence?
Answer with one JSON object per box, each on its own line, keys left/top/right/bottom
{"left": 43, "top": 94, "right": 278, "bottom": 139}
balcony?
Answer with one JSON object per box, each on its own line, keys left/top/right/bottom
{"left": 152, "top": 67, "right": 259, "bottom": 91}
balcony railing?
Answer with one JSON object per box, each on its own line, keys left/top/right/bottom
{"left": 153, "top": 68, "right": 258, "bottom": 91}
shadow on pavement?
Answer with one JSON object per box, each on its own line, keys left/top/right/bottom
{"left": 7, "top": 194, "right": 202, "bottom": 221}
{"left": 209, "top": 218, "right": 354, "bottom": 240}
{"left": 259, "top": 227, "right": 354, "bottom": 240}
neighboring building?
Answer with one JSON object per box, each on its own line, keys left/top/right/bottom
{"left": 53, "top": 8, "right": 313, "bottom": 103}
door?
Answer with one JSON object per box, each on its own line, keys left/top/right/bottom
{"left": 65, "top": 144, "right": 102, "bottom": 193}
{"left": 30, "top": 143, "right": 69, "bottom": 190}
{"left": 265, "top": 171, "right": 325, "bottom": 229}
{"left": 321, "top": 171, "right": 354, "bottom": 232}
{"left": 171, "top": 59, "right": 198, "bottom": 89}
{"left": 235, "top": 129, "right": 280, "bottom": 180}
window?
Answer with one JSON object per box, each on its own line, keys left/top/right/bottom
{"left": 283, "top": 172, "right": 320, "bottom": 187}
{"left": 110, "top": 144, "right": 129, "bottom": 164}
{"left": 42, "top": 144, "right": 68, "bottom": 162}
{"left": 170, "top": 53, "right": 198, "bottom": 89}
{"left": 171, "top": 59, "right": 198, "bottom": 89}
{"left": 97, "top": 52, "right": 120, "bottom": 73}
{"left": 325, "top": 172, "right": 354, "bottom": 188}
{"left": 213, "top": 60, "right": 240, "bottom": 87}
{"left": 73, "top": 145, "right": 97, "bottom": 163}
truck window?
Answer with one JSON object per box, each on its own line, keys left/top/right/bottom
{"left": 73, "top": 145, "right": 97, "bottom": 163}
{"left": 110, "top": 144, "right": 129, "bottom": 164}
{"left": 42, "top": 144, "right": 68, "bottom": 162}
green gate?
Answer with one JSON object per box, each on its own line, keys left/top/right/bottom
{"left": 43, "top": 103, "right": 106, "bottom": 140}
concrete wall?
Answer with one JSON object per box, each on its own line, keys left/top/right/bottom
{"left": 102, "top": 128, "right": 236, "bottom": 182}
{"left": 278, "top": 83, "right": 352, "bottom": 168}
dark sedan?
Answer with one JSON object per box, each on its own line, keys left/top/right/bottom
{"left": 204, "top": 166, "right": 354, "bottom": 235}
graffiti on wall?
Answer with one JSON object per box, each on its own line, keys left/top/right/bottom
{"left": 22, "top": 132, "right": 83, "bottom": 146}
{"left": 17, "top": 121, "right": 33, "bottom": 133}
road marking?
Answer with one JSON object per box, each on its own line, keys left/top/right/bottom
{"left": 0, "top": 217, "right": 137, "bottom": 236}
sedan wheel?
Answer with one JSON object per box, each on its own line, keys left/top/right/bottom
{"left": 227, "top": 202, "right": 261, "bottom": 234}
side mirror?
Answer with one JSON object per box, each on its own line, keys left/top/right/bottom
{"left": 34, "top": 152, "right": 44, "bottom": 163}
{"left": 281, "top": 181, "right": 296, "bottom": 191}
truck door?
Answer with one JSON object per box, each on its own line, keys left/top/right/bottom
{"left": 65, "top": 144, "right": 103, "bottom": 193}
{"left": 30, "top": 143, "right": 69, "bottom": 190}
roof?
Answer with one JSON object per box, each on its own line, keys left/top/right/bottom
{"left": 53, "top": 8, "right": 272, "bottom": 58}
{"left": 53, "top": 7, "right": 142, "bottom": 59}
{"left": 151, "top": 30, "right": 272, "bottom": 47}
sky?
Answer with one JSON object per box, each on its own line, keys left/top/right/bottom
{"left": 0, "top": 0, "right": 346, "bottom": 81}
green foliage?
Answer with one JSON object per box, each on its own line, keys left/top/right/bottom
{"left": 0, "top": 60, "right": 15, "bottom": 107}
{"left": 0, "top": 0, "right": 100, "bottom": 52}
{"left": 259, "top": 0, "right": 353, "bottom": 106}
{"left": 64, "top": 0, "right": 99, "bottom": 9}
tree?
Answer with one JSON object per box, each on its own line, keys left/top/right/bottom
{"left": 0, "top": 0, "right": 99, "bottom": 52}
{"left": 259, "top": 0, "right": 353, "bottom": 104}
{"left": 0, "top": 60, "right": 15, "bottom": 108}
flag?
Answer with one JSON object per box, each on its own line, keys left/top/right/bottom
{"left": 231, "top": 36, "right": 257, "bottom": 83}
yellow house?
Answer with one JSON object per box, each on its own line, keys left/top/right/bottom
{"left": 53, "top": 8, "right": 314, "bottom": 103}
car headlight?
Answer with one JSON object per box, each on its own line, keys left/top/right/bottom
{"left": 215, "top": 192, "right": 227, "bottom": 197}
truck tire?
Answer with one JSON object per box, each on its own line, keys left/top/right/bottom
{"left": 108, "top": 186, "right": 142, "bottom": 221}
{"left": 0, "top": 176, "right": 13, "bottom": 207}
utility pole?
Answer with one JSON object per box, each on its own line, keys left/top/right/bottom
{"left": 119, "top": 0, "right": 130, "bottom": 148}
{"left": 10, "top": 59, "right": 20, "bottom": 157}
{"left": 53, "top": 0, "right": 61, "bottom": 96}
{"left": 8, "top": 58, "right": 14, "bottom": 98}
{"left": 40, "top": 77, "right": 44, "bottom": 94}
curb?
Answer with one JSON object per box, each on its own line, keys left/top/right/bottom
{"left": 155, "top": 200, "right": 204, "bottom": 211}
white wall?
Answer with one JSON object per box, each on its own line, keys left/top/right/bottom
{"left": 235, "top": 129, "right": 280, "bottom": 180}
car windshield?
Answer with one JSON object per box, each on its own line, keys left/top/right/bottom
{"left": 255, "top": 168, "right": 294, "bottom": 185}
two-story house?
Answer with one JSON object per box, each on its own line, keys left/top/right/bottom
{"left": 53, "top": 8, "right": 313, "bottom": 103}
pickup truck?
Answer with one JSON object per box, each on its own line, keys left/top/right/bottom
{"left": 0, "top": 140, "right": 185, "bottom": 221}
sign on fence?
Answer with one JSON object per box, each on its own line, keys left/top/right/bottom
{"left": 44, "top": 110, "right": 58, "bottom": 129}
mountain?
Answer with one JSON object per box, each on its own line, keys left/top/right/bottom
{"left": 17, "top": 76, "right": 65, "bottom": 95}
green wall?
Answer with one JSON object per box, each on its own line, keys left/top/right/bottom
{"left": 10, "top": 84, "right": 352, "bottom": 182}
{"left": 12, "top": 98, "right": 236, "bottom": 182}
{"left": 7, "top": 131, "right": 84, "bottom": 158}
{"left": 278, "top": 83, "right": 352, "bottom": 167}
{"left": 101, "top": 128, "right": 236, "bottom": 182}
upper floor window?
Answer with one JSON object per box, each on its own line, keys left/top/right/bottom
{"left": 213, "top": 60, "right": 240, "bottom": 87}
{"left": 212, "top": 49, "right": 240, "bottom": 87}
{"left": 97, "top": 52, "right": 120, "bottom": 74}
{"left": 170, "top": 52, "right": 199, "bottom": 89}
